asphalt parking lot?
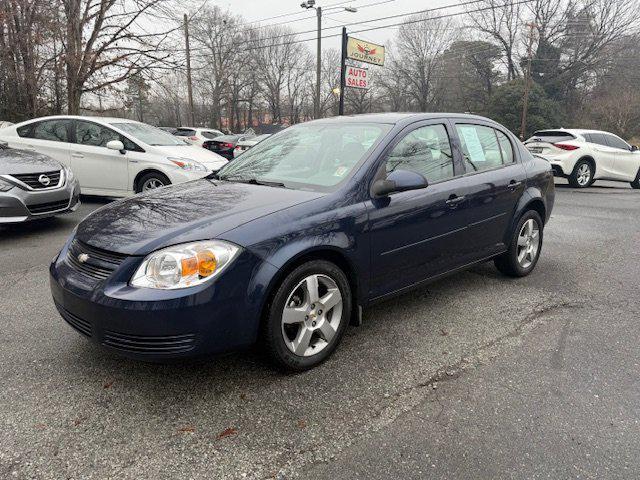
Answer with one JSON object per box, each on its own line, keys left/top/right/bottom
{"left": 1, "top": 179, "right": 639, "bottom": 479}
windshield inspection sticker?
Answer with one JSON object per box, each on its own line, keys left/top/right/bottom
{"left": 334, "top": 166, "right": 349, "bottom": 177}
{"left": 458, "top": 126, "right": 486, "bottom": 163}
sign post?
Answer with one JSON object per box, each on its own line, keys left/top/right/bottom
{"left": 338, "top": 27, "right": 347, "bottom": 116}
{"left": 338, "top": 31, "right": 384, "bottom": 115}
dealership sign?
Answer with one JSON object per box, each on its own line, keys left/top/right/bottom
{"left": 346, "top": 37, "right": 385, "bottom": 66}
{"left": 345, "top": 66, "right": 369, "bottom": 90}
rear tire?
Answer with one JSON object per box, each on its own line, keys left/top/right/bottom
{"left": 494, "top": 210, "right": 544, "bottom": 277}
{"left": 262, "top": 260, "right": 352, "bottom": 372}
{"left": 568, "top": 159, "right": 593, "bottom": 188}
{"left": 135, "top": 172, "right": 171, "bottom": 193}
{"left": 631, "top": 169, "right": 640, "bottom": 189}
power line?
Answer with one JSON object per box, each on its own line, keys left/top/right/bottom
{"left": 187, "top": 0, "right": 499, "bottom": 55}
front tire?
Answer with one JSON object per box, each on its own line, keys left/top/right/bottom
{"left": 262, "top": 260, "right": 352, "bottom": 372}
{"left": 494, "top": 210, "right": 544, "bottom": 277}
{"left": 136, "top": 172, "right": 171, "bottom": 193}
{"left": 568, "top": 160, "right": 593, "bottom": 188}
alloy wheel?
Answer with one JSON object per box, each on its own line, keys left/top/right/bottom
{"left": 517, "top": 218, "right": 540, "bottom": 269}
{"left": 142, "top": 178, "right": 166, "bottom": 191}
{"left": 576, "top": 163, "right": 591, "bottom": 186}
{"left": 281, "top": 274, "right": 343, "bottom": 357}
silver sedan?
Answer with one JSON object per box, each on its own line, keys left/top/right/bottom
{"left": 0, "top": 142, "right": 80, "bottom": 223}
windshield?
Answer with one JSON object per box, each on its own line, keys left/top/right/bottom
{"left": 111, "top": 122, "right": 187, "bottom": 146}
{"left": 217, "top": 122, "right": 391, "bottom": 190}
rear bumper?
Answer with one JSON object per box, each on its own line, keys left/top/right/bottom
{"left": 550, "top": 163, "right": 567, "bottom": 177}
{"left": 49, "top": 238, "right": 278, "bottom": 360}
{"left": 0, "top": 178, "right": 80, "bottom": 223}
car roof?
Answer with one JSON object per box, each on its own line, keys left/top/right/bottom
{"left": 309, "top": 112, "right": 501, "bottom": 127}
{"left": 17, "top": 115, "right": 138, "bottom": 125}
{"left": 535, "top": 128, "right": 614, "bottom": 136}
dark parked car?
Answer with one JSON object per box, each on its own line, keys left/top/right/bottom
{"left": 202, "top": 134, "right": 253, "bottom": 160}
{"left": 50, "top": 113, "right": 554, "bottom": 371}
{"left": 1, "top": 142, "right": 80, "bottom": 223}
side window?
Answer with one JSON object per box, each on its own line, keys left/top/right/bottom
{"left": 582, "top": 133, "right": 593, "bottom": 143}
{"left": 589, "top": 133, "right": 608, "bottom": 147}
{"left": 201, "top": 131, "right": 219, "bottom": 139}
{"left": 17, "top": 124, "right": 32, "bottom": 138}
{"left": 385, "top": 124, "right": 454, "bottom": 183}
{"left": 32, "top": 120, "right": 70, "bottom": 142}
{"left": 604, "top": 134, "right": 630, "bottom": 151}
{"left": 456, "top": 124, "right": 503, "bottom": 172}
{"left": 75, "top": 121, "right": 121, "bottom": 147}
{"left": 496, "top": 130, "right": 514, "bottom": 163}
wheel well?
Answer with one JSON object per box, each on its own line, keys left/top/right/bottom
{"left": 525, "top": 198, "right": 546, "bottom": 224}
{"left": 260, "top": 249, "right": 360, "bottom": 327}
{"left": 133, "top": 169, "right": 170, "bottom": 192}
{"left": 576, "top": 156, "right": 596, "bottom": 175}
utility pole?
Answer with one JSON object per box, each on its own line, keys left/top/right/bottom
{"left": 184, "top": 13, "right": 195, "bottom": 127}
{"left": 520, "top": 22, "right": 537, "bottom": 140}
{"left": 315, "top": 6, "right": 322, "bottom": 119}
{"left": 302, "top": 2, "right": 357, "bottom": 119}
{"left": 338, "top": 26, "right": 347, "bottom": 116}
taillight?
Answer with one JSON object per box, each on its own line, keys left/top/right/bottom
{"left": 189, "top": 136, "right": 199, "bottom": 141}
{"left": 553, "top": 143, "right": 579, "bottom": 151}
{"left": 221, "top": 142, "right": 234, "bottom": 149}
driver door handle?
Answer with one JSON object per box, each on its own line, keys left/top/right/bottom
{"left": 71, "top": 152, "right": 84, "bottom": 159}
{"left": 445, "top": 194, "right": 466, "bottom": 208}
{"left": 508, "top": 180, "right": 523, "bottom": 190}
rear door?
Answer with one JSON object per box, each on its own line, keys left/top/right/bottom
{"left": 603, "top": 134, "right": 639, "bottom": 180}
{"left": 14, "top": 119, "right": 72, "bottom": 167}
{"left": 451, "top": 122, "right": 527, "bottom": 260}
{"left": 367, "top": 121, "right": 470, "bottom": 298}
{"left": 70, "top": 120, "right": 129, "bottom": 193}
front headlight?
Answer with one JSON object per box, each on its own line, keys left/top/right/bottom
{"left": 168, "top": 157, "right": 208, "bottom": 172}
{"left": 130, "top": 240, "right": 241, "bottom": 289}
{"left": 63, "top": 164, "right": 74, "bottom": 182}
{"left": 0, "top": 177, "right": 14, "bottom": 192}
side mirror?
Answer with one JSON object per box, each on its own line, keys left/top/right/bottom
{"left": 631, "top": 145, "right": 638, "bottom": 152}
{"left": 371, "top": 169, "right": 428, "bottom": 197}
{"left": 106, "top": 140, "right": 125, "bottom": 154}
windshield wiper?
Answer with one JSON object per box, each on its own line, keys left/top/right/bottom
{"left": 220, "top": 176, "right": 288, "bottom": 188}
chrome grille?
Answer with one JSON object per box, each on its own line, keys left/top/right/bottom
{"left": 65, "top": 239, "right": 127, "bottom": 281}
{"left": 12, "top": 170, "right": 62, "bottom": 189}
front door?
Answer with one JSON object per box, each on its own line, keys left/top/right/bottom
{"left": 603, "top": 133, "right": 640, "bottom": 180}
{"left": 367, "top": 121, "right": 470, "bottom": 299}
{"left": 71, "top": 120, "right": 129, "bottom": 194}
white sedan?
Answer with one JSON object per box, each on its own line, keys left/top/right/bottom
{"left": 525, "top": 129, "right": 640, "bottom": 188}
{"left": 0, "top": 116, "right": 228, "bottom": 196}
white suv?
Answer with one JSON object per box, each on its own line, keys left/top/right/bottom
{"left": 174, "top": 127, "right": 224, "bottom": 146}
{"left": 525, "top": 129, "right": 640, "bottom": 188}
{"left": 0, "top": 116, "right": 228, "bottom": 197}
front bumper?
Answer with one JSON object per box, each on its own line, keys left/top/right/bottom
{"left": 0, "top": 178, "right": 80, "bottom": 223}
{"left": 49, "top": 238, "right": 278, "bottom": 360}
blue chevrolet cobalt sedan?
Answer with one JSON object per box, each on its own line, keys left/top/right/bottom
{"left": 50, "top": 113, "right": 554, "bottom": 371}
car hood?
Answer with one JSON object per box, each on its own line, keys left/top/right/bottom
{"left": 75, "top": 179, "right": 324, "bottom": 255}
{"left": 0, "top": 147, "right": 61, "bottom": 174}
{"left": 153, "top": 144, "right": 228, "bottom": 169}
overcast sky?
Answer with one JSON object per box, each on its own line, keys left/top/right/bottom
{"left": 213, "top": 0, "right": 460, "bottom": 52}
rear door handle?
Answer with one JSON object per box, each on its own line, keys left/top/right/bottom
{"left": 71, "top": 152, "right": 84, "bottom": 159}
{"left": 445, "top": 194, "right": 466, "bottom": 208}
{"left": 508, "top": 180, "right": 523, "bottom": 191}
